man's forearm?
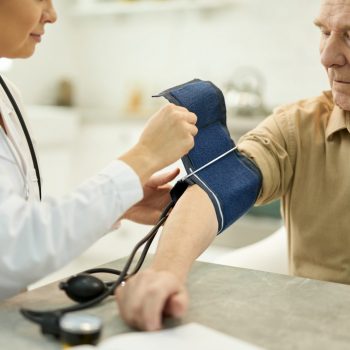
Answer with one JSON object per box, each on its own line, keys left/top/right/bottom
{"left": 150, "top": 184, "right": 218, "bottom": 283}
{"left": 115, "top": 184, "right": 218, "bottom": 330}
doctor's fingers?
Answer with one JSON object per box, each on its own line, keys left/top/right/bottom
{"left": 163, "top": 103, "right": 190, "bottom": 114}
{"left": 175, "top": 110, "right": 197, "bottom": 126}
{"left": 170, "top": 121, "right": 197, "bottom": 148}
{"left": 165, "top": 104, "right": 197, "bottom": 125}
{"left": 187, "top": 123, "right": 198, "bottom": 137}
{"left": 183, "top": 111, "right": 197, "bottom": 125}
{"left": 146, "top": 168, "right": 180, "bottom": 188}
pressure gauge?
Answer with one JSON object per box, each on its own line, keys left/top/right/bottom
{"left": 59, "top": 313, "right": 102, "bottom": 347}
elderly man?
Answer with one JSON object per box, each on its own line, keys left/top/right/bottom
{"left": 116, "top": 0, "right": 350, "bottom": 331}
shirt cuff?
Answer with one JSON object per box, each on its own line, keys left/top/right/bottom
{"left": 99, "top": 160, "right": 143, "bottom": 213}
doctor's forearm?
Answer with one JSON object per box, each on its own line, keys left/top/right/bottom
{"left": 150, "top": 185, "right": 218, "bottom": 283}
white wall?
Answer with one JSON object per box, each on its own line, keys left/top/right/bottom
{"left": 6, "top": 1, "right": 77, "bottom": 105}
{"left": 7, "top": 0, "right": 328, "bottom": 115}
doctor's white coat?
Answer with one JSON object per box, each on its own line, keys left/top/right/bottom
{"left": 0, "top": 77, "right": 143, "bottom": 300}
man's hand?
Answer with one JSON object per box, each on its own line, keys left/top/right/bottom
{"left": 115, "top": 269, "right": 189, "bottom": 331}
{"left": 122, "top": 168, "right": 180, "bottom": 225}
{"left": 116, "top": 186, "right": 217, "bottom": 331}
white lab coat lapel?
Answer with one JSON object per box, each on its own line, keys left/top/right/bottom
{"left": 0, "top": 79, "right": 40, "bottom": 201}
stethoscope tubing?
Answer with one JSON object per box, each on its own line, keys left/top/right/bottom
{"left": 0, "top": 127, "right": 30, "bottom": 199}
{"left": 20, "top": 200, "right": 174, "bottom": 328}
{"left": 0, "top": 75, "right": 42, "bottom": 200}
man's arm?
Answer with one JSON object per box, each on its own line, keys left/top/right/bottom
{"left": 115, "top": 184, "right": 218, "bottom": 331}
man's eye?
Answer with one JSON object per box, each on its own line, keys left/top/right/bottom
{"left": 321, "top": 30, "right": 331, "bottom": 37}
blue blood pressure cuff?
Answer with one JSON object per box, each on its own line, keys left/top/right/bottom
{"left": 155, "top": 79, "right": 262, "bottom": 233}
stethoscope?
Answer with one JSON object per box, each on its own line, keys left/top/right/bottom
{"left": 0, "top": 73, "right": 238, "bottom": 339}
{"left": 0, "top": 75, "right": 42, "bottom": 200}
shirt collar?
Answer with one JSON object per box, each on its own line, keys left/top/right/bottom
{"left": 325, "top": 94, "right": 350, "bottom": 141}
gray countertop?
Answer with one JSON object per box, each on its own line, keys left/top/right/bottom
{"left": 1, "top": 258, "right": 350, "bottom": 349}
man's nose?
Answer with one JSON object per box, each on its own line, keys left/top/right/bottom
{"left": 320, "top": 34, "right": 347, "bottom": 69}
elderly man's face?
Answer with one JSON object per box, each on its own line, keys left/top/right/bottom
{"left": 315, "top": 0, "right": 350, "bottom": 111}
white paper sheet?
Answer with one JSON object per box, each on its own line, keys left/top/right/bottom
{"left": 73, "top": 323, "right": 264, "bottom": 350}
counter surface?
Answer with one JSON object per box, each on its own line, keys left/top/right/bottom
{"left": 1, "top": 258, "right": 350, "bottom": 349}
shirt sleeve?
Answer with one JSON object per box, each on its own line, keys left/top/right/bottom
{"left": 0, "top": 159, "right": 143, "bottom": 300}
{"left": 237, "top": 106, "right": 296, "bottom": 205}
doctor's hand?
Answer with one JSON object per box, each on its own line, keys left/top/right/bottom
{"left": 122, "top": 168, "right": 180, "bottom": 225}
{"left": 119, "top": 104, "right": 197, "bottom": 185}
{"left": 115, "top": 269, "right": 189, "bottom": 331}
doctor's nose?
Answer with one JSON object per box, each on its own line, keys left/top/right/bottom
{"left": 42, "top": 1, "right": 58, "bottom": 24}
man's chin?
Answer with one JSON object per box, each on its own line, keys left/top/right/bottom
{"left": 333, "top": 92, "right": 350, "bottom": 112}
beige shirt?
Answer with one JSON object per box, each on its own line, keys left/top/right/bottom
{"left": 238, "top": 91, "right": 350, "bottom": 284}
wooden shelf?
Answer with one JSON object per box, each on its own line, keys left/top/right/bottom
{"left": 72, "top": 0, "right": 235, "bottom": 16}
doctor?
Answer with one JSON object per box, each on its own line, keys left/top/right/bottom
{"left": 0, "top": 0, "right": 198, "bottom": 300}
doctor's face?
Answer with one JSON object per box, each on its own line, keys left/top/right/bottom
{"left": 0, "top": 0, "right": 57, "bottom": 58}
{"left": 316, "top": 0, "right": 350, "bottom": 111}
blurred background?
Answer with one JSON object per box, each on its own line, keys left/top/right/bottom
{"left": 0, "top": 0, "right": 328, "bottom": 287}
